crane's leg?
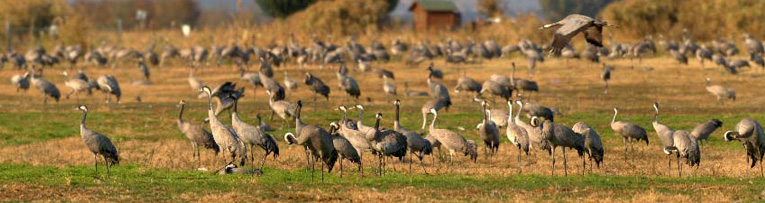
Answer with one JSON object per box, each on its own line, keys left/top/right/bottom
{"left": 760, "top": 159, "right": 763, "bottom": 178}
{"left": 93, "top": 154, "right": 99, "bottom": 177}
{"left": 321, "top": 158, "right": 325, "bottom": 183}
{"left": 551, "top": 147, "right": 555, "bottom": 176}
{"left": 340, "top": 157, "right": 344, "bottom": 177}
{"left": 420, "top": 156, "right": 429, "bottom": 174}
{"left": 250, "top": 145, "right": 256, "bottom": 169}
{"left": 422, "top": 113, "right": 427, "bottom": 130}
{"left": 563, "top": 147, "right": 568, "bottom": 176}
{"left": 260, "top": 151, "right": 268, "bottom": 170}
{"left": 517, "top": 146, "right": 522, "bottom": 174}
{"left": 409, "top": 152, "right": 413, "bottom": 173}
{"left": 667, "top": 154, "right": 672, "bottom": 176}
{"left": 313, "top": 93, "right": 317, "bottom": 112}
{"left": 105, "top": 156, "right": 111, "bottom": 179}
{"left": 378, "top": 155, "right": 382, "bottom": 176}
{"left": 604, "top": 81, "right": 609, "bottom": 94}
{"left": 623, "top": 138, "right": 627, "bottom": 162}
{"left": 360, "top": 152, "right": 364, "bottom": 177}
{"left": 677, "top": 154, "right": 681, "bottom": 177}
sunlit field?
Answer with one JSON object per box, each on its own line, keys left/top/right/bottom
{"left": 2, "top": 46, "right": 765, "bottom": 201}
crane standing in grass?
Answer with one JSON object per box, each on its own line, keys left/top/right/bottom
{"left": 177, "top": 100, "right": 219, "bottom": 169}
{"left": 77, "top": 105, "right": 119, "bottom": 177}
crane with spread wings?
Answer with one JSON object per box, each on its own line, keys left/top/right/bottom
{"left": 540, "top": 14, "right": 611, "bottom": 56}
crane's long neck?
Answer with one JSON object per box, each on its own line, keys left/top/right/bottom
{"left": 394, "top": 103, "right": 401, "bottom": 128}
{"left": 511, "top": 65, "right": 516, "bottom": 80}
{"left": 611, "top": 110, "right": 618, "bottom": 124}
{"left": 80, "top": 111, "right": 88, "bottom": 128}
{"left": 358, "top": 108, "right": 364, "bottom": 125}
{"left": 232, "top": 98, "right": 239, "bottom": 114}
{"left": 178, "top": 104, "right": 185, "bottom": 122}
{"left": 515, "top": 103, "right": 523, "bottom": 120}
{"left": 653, "top": 107, "right": 659, "bottom": 122}
{"left": 482, "top": 104, "right": 488, "bottom": 123}
{"left": 374, "top": 116, "right": 381, "bottom": 131}
{"left": 430, "top": 112, "right": 438, "bottom": 130}
{"left": 295, "top": 104, "right": 303, "bottom": 131}
{"left": 508, "top": 103, "right": 514, "bottom": 124}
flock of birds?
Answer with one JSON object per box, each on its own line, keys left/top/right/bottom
{"left": 6, "top": 14, "right": 765, "bottom": 180}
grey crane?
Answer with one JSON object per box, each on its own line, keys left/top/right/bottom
{"left": 510, "top": 62, "right": 539, "bottom": 99}
{"left": 477, "top": 100, "right": 500, "bottom": 159}
{"left": 283, "top": 71, "right": 298, "bottom": 91}
{"left": 506, "top": 100, "right": 530, "bottom": 172}
{"left": 572, "top": 122, "right": 604, "bottom": 171}
{"left": 266, "top": 89, "right": 296, "bottom": 128}
{"left": 652, "top": 102, "right": 676, "bottom": 175}
{"left": 426, "top": 63, "right": 444, "bottom": 79}
{"left": 427, "top": 75, "right": 451, "bottom": 111}
{"left": 335, "top": 106, "right": 370, "bottom": 176}
{"left": 480, "top": 80, "right": 511, "bottom": 104}
{"left": 611, "top": 107, "right": 649, "bottom": 162}
{"left": 373, "top": 68, "right": 395, "bottom": 79}
{"left": 743, "top": 34, "right": 764, "bottom": 55}
{"left": 328, "top": 122, "right": 362, "bottom": 177}
{"left": 284, "top": 100, "right": 338, "bottom": 182}
{"left": 393, "top": 99, "right": 432, "bottom": 173}
{"left": 705, "top": 78, "right": 735, "bottom": 105}
{"left": 137, "top": 60, "right": 150, "bottom": 81}
{"left": 516, "top": 101, "right": 549, "bottom": 153}
{"left": 488, "top": 107, "right": 508, "bottom": 129}
{"left": 696, "top": 46, "right": 713, "bottom": 68}
{"left": 723, "top": 118, "right": 765, "bottom": 176}
{"left": 383, "top": 75, "right": 397, "bottom": 95}
{"left": 354, "top": 105, "right": 378, "bottom": 141}
{"left": 751, "top": 53, "right": 765, "bottom": 68}
{"left": 428, "top": 109, "right": 478, "bottom": 170}
{"left": 601, "top": 63, "right": 614, "bottom": 94}
{"left": 177, "top": 100, "right": 220, "bottom": 169}
{"left": 62, "top": 71, "right": 91, "bottom": 99}
{"left": 10, "top": 71, "right": 30, "bottom": 93}
{"left": 521, "top": 102, "right": 555, "bottom": 122}
{"left": 239, "top": 66, "right": 262, "bottom": 88}
{"left": 404, "top": 82, "right": 429, "bottom": 97}
{"left": 336, "top": 64, "right": 361, "bottom": 101}
{"left": 669, "top": 49, "right": 688, "bottom": 65}
{"left": 201, "top": 86, "right": 246, "bottom": 166}
{"left": 540, "top": 14, "right": 609, "bottom": 56}
{"left": 454, "top": 70, "right": 482, "bottom": 98}
{"left": 303, "top": 72, "right": 330, "bottom": 109}
{"left": 96, "top": 74, "right": 121, "bottom": 104}
{"left": 30, "top": 74, "right": 60, "bottom": 105}
{"left": 420, "top": 98, "right": 448, "bottom": 130}
{"left": 664, "top": 130, "right": 700, "bottom": 177}
{"left": 77, "top": 105, "right": 119, "bottom": 177}
{"left": 368, "top": 113, "right": 408, "bottom": 176}
{"left": 230, "top": 94, "right": 279, "bottom": 170}
{"left": 691, "top": 119, "right": 723, "bottom": 149}
{"left": 537, "top": 118, "right": 585, "bottom": 176}
{"left": 259, "top": 71, "right": 285, "bottom": 101}
{"left": 207, "top": 82, "right": 244, "bottom": 117}
{"left": 188, "top": 66, "right": 205, "bottom": 97}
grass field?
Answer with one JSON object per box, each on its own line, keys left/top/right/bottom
{"left": 2, "top": 55, "right": 765, "bottom": 202}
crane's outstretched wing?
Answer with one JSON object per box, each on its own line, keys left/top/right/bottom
{"left": 583, "top": 25, "right": 604, "bottom": 47}
{"left": 550, "top": 15, "right": 594, "bottom": 55}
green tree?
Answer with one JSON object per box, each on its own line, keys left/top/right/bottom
{"left": 255, "top": 0, "right": 317, "bottom": 19}
{"left": 539, "top": 0, "right": 615, "bottom": 21}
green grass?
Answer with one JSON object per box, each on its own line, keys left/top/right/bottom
{"left": 1, "top": 163, "right": 764, "bottom": 201}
